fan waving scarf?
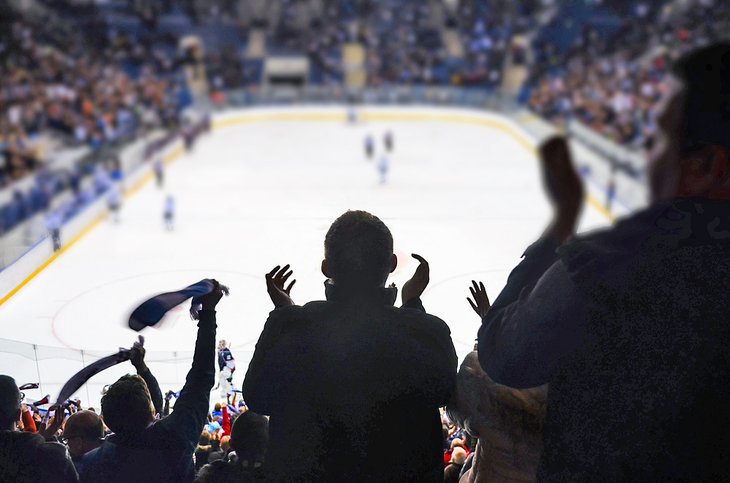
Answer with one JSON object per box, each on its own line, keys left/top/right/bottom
{"left": 128, "top": 279, "right": 229, "bottom": 331}
{"left": 54, "top": 337, "right": 142, "bottom": 406}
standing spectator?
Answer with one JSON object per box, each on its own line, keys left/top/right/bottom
{"left": 244, "top": 210, "right": 457, "bottom": 482}
{"left": 0, "top": 375, "right": 78, "bottom": 482}
{"left": 477, "top": 43, "right": 730, "bottom": 481}
{"left": 79, "top": 281, "right": 225, "bottom": 482}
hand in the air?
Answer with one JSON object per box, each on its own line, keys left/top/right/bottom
{"left": 467, "top": 280, "right": 491, "bottom": 319}
{"left": 266, "top": 264, "right": 296, "bottom": 308}
{"left": 401, "top": 254, "right": 430, "bottom": 304}
{"left": 40, "top": 405, "right": 64, "bottom": 439}
{"left": 200, "top": 279, "right": 225, "bottom": 311}
{"left": 130, "top": 336, "right": 147, "bottom": 372}
{"left": 539, "top": 136, "right": 584, "bottom": 243}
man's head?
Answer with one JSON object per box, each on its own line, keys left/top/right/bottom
{"left": 648, "top": 42, "right": 730, "bottom": 201}
{"left": 0, "top": 375, "right": 21, "bottom": 430}
{"left": 322, "top": 210, "right": 396, "bottom": 288}
{"left": 63, "top": 410, "right": 104, "bottom": 458}
{"left": 230, "top": 411, "right": 269, "bottom": 463}
{"left": 101, "top": 374, "right": 155, "bottom": 437}
{"left": 218, "top": 340, "right": 226, "bottom": 350}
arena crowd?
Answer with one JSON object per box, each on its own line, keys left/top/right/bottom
{"left": 0, "top": 7, "right": 192, "bottom": 236}
{"left": 2, "top": 40, "right": 730, "bottom": 481}
{"left": 527, "top": 0, "right": 729, "bottom": 150}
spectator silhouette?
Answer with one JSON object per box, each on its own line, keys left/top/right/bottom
{"left": 79, "top": 281, "right": 225, "bottom": 482}
{"left": 477, "top": 42, "right": 730, "bottom": 481}
{"left": 62, "top": 410, "right": 104, "bottom": 473}
{"left": 244, "top": 210, "right": 457, "bottom": 482}
{"left": 0, "top": 375, "right": 78, "bottom": 482}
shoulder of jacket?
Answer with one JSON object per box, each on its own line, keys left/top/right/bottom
{"left": 390, "top": 306, "right": 452, "bottom": 336}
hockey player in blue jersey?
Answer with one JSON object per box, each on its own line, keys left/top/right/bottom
{"left": 163, "top": 195, "right": 175, "bottom": 230}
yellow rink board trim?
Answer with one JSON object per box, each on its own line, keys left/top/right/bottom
{"left": 0, "top": 145, "right": 186, "bottom": 306}
{"left": 0, "top": 213, "right": 106, "bottom": 305}
{"left": 0, "top": 109, "right": 615, "bottom": 306}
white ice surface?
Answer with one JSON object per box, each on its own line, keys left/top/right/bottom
{"left": 0, "top": 108, "right": 609, "bottom": 407}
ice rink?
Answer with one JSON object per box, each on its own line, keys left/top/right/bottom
{"left": 0, "top": 106, "right": 609, "bottom": 407}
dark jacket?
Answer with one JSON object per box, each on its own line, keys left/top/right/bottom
{"left": 0, "top": 430, "right": 78, "bottom": 482}
{"left": 194, "top": 459, "right": 264, "bottom": 482}
{"left": 478, "top": 199, "right": 730, "bottom": 481}
{"left": 244, "top": 283, "right": 458, "bottom": 482}
{"left": 79, "top": 311, "right": 217, "bottom": 483}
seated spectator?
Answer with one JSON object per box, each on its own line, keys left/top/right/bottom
{"left": 62, "top": 410, "right": 104, "bottom": 473}
{"left": 0, "top": 375, "right": 78, "bottom": 482}
{"left": 194, "top": 410, "right": 269, "bottom": 483}
{"left": 244, "top": 210, "right": 458, "bottom": 481}
{"left": 478, "top": 43, "right": 730, "bottom": 480}
{"left": 78, "top": 281, "right": 225, "bottom": 483}
{"left": 444, "top": 446, "right": 467, "bottom": 483}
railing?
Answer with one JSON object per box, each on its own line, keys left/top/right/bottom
{"left": 0, "top": 337, "right": 253, "bottom": 410}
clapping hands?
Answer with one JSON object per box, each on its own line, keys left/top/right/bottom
{"left": 401, "top": 254, "right": 430, "bottom": 304}
{"left": 539, "top": 136, "right": 584, "bottom": 243}
{"left": 266, "top": 264, "right": 296, "bottom": 308}
{"left": 467, "top": 280, "right": 491, "bottom": 319}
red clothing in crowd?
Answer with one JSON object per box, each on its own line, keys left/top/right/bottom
{"left": 22, "top": 408, "right": 36, "bottom": 432}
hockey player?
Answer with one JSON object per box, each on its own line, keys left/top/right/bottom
{"left": 384, "top": 130, "right": 394, "bottom": 153}
{"left": 217, "top": 340, "right": 236, "bottom": 397}
{"left": 163, "top": 195, "right": 175, "bottom": 230}
{"left": 107, "top": 184, "right": 122, "bottom": 223}
{"left": 378, "top": 155, "right": 390, "bottom": 184}
{"left": 364, "top": 134, "right": 374, "bottom": 160}
{"left": 45, "top": 210, "right": 62, "bottom": 252}
{"left": 154, "top": 158, "right": 164, "bottom": 188}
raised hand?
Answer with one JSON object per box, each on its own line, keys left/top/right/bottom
{"left": 401, "top": 254, "right": 430, "bottom": 304}
{"left": 200, "top": 279, "right": 225, "bottom": 310}
{"left": 467, "top": 280, "right": 491, "bottom": 319}
{"left": 40, "top": 405, "right": 64, "bottom": 439}
{"left": 539, "top": 136, "right": 584, "bottom": 243}
{"left": 130, "top": 335, "right": 147, "bottom": 372}
{"left": 266, "top": 264, "right": 296, "bottom": 308}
